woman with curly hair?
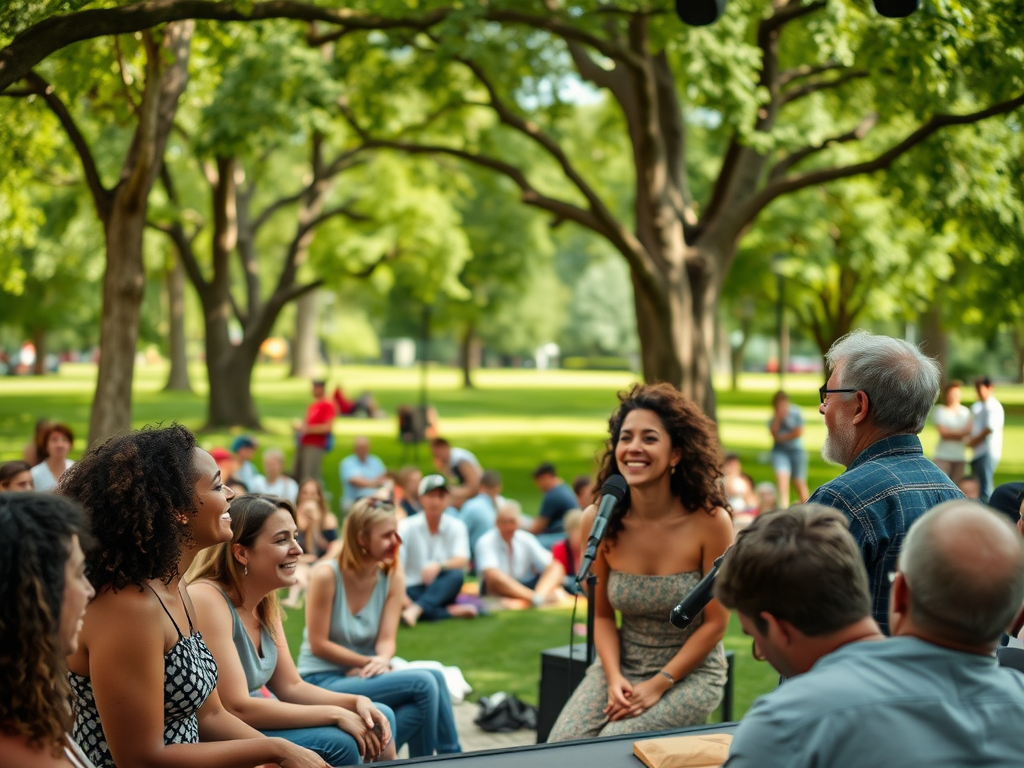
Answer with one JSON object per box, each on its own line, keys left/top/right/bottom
{"left": 548, "top": 383, "right": 732, "bottom": 741}
{"left": 62, "top": 425, "right": 326, "bottom": 768}
{"left": 0, "top": 492, "right": 95, "bottom": 767}
{"left": 187, "top": 494, "right": 395, "bottom": 765}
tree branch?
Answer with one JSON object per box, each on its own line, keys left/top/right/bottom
{"left": 780, "top": 69, "right": 869, "bottom": 106}
{"left": 743, "top": 92, "right": 1024, "bottom": 224}
{"left": 18, "top": 71, "right": 112, "bottom": 221}
{"left": 0, "top": 0, "right": 454, "bottom": 93}
{"left": 768, "top": 113, "right": 878, "bottom": 180}
{"left": 778, "top": 60, "right": 843, "bottom": 87}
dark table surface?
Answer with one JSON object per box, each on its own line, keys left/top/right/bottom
{"left": 378, "top": 722, "right": 738, "bottom": 768}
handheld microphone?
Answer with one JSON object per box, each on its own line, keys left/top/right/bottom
{"left": 669, "top": 551, "right": 728, "bottom": 630}
{"left": 575, "top": 475, "right": 629, "bottom": 586}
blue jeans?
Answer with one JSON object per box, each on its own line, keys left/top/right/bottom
{"left": 303, "top": 669, "right": 461, "bottom": 757}
{"left": 971, "top": 454, "right": 997, "bottom": 503}
{"left": 406, "top": 569, "right": 464, "bottom": 621}
{"left": 262, "top": 703, "right": 394, "bottom": 768}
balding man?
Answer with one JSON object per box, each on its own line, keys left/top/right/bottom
{"left": 718, "top": 502, "right": 1024, "bottom": 768}
{"left": 474, "top": 500, "right": 567, "bottom": 607}
{"left": 809, "top": 330, "right": 963, "bottom": 633}
{"left": 339, "top": 435, "right": 386, "bottom": 511}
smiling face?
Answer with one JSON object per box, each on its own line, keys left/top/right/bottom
{"left": 614, "top": 408, "right": 681, "bottom": 488}
{"left": 192, "top": 448, "right": 235, "bottom": 549}
{"left": 236, "top": 507, "right": 303, "bottom": 591}
{"left": 59, "top": 534, "right": 95, "bottom": 656}
{"left": 359, "top": 516, "right": 401, "bottom": 564}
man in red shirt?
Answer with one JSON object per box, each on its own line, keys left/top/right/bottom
{"left": 292, "top": 379, "right": 335, "bottom": 481}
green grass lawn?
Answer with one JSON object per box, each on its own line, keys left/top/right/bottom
{"left": 2, "top": 362, "right": 1022, "bottom": 720}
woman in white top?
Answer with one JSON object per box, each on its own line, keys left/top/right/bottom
{"left": 932, "top": 380, "right": 972, "bottom": 483}
{"left": 31, "top": 423, "right": 76, "bottom": 492}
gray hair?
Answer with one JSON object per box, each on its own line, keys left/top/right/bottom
{"left": 497, "top": 499, "right": 522, "bottom": 519}
{"left": 826, "top": 330, "right": 941, "bottom": 435}
{"left": 263, "top": 447, "right": 284, "bottom": 462}
{"left": 899, "top": 500, "right": 1024, "bottom": 644}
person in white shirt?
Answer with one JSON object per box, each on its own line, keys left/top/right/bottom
{"left": 399, "top": 475, "right": 477, "bottom": 626}
{"left": 475, "top": 500, "right": 567, "bottom": 607}
{"left": 30, "top": 423, "right": 75, "bottom": 492}
{"left": 967, "top": 376, "right": 1005, "bottom": 503}
{"left": 250, "top": 448, "right": 298, "bottom": 503}
{"left": 931, "top": 380, "right": 972, "bottom": 483}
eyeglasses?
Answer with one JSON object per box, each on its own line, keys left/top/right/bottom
{"left": 819, "top": 384, "right": 863, "bottom": 405}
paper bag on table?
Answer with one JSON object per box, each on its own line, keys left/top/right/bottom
{"left": 633, "top": 733, "right": 733, "bottom": 768}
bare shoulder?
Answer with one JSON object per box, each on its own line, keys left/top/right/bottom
{"left": 697, "top": 506, "right": 735, "bottom": 546}
{"left": 186, "top": 580, "right": 230, "bottom": 616}
{"left": 322, "top": 512, "right": 339, "bottom": 530}
{"left": 87, "top": 584, "right": 162, "bottom": 624}
{"left": 0, "top": 734, "right": 69, "bottom": 768}
{"left": 309, "top": 560, "right": 338, "bottom": 589}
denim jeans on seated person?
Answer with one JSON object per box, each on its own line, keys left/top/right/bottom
{"left": 406, "top": 568, "right": 465, "bottom": 621}
{"left": 262, "top": 701, "right": 395, "bottom": 767}
{"left": 303, "top": 667, "right": 461, "bottom": 757}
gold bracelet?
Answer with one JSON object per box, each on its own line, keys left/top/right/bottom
{"left": 659, "top": 670, "right": 675, "bottom": 685}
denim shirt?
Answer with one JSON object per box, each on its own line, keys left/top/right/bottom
{"left": 808, "top": 434, "right": 963, "bottom": 634}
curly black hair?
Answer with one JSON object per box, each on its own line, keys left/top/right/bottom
{"left": 596, "top": 383, "right": 729, "bottom": 543}
{"left": 0, "top": 492, "right": 90, "bottom": 756}
{"left": 60, "top": 424, "right": 200, "bottom": 590}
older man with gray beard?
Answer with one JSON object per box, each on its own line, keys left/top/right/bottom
{"left": 808, "top": 330, "right": 963, "bottom": 634}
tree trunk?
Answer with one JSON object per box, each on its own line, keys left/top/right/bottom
{"left": 918, "top": 303, "right": 948, "bottom": 380}
{"left": 206, "top": 329, "right": 262, "bottom": 429}
{"left": 89, "top": 205, "right": 149, "bottom": 443}
{"left": 163, "top": 249, "right": 192, "bottom": 392}
{"left": 630, "top": 260, "right": 716, "bottom": 417}
{"left": 289, "top": 290, "right": 320, "bottom": 377}
{"left": 460, "top": 323, "right": 476, "bottom": 389}
{"left": 87, "top": 23, "right": 193, "bottom": 446}
{"left": 31, "top": 326, "right": 46, "bottom": 376}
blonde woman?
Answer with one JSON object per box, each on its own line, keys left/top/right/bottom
{"left": 297, "top": 498, "right": 461, "bottom": 757}
{"left": 188, "top": 494, "right": 395, "bottom": 765}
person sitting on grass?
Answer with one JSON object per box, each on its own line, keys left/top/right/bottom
{"left": 551, "top": 509, "right": 584, "bottom": 593}
{"left": 187, "top": 494, "right": 395, "bottom": 766}
{"left": 475, "top": 500, "right": 568, "bottom": 607}
{"left": 251, "top": 448, "right": 298, "bottom": 504}
{"left": 454, "top": 469, "right": 501, "bottom": 558}
{"left": 296, "top": 497, "right": 462, "bottom": 757}
{"left": 528, "top": 462, "right": 578, "bottom": 549}
{"left": 399, "top": 474, "right": 477, "bottom": 626}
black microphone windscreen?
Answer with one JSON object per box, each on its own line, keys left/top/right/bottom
{"left": 873, "top": 0, "right": 919, "bottom": 17}
{"left": 600, "top": 475, "right": 628, "bottom": 502}
{"left": 676, "top": 0, "right": 728, "bottom": 27}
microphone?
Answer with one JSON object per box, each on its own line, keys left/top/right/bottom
{"left": 669, "top": 551, "right": 728, "bottom": 630}
{"left": 575, "top": 475, "right": 629, "bottom": 586}
{"left": 675, "top": 0, "right": 728, "bottom": 27}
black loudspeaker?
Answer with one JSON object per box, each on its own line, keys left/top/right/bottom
{"left": 873, "top": 0, "right": 919, "bottom": 17}
{"left": 675, "top": 0, "right": 729, "bottom": 27}
{"left": 537, "top": 644, "right": 589, "bottom": 743}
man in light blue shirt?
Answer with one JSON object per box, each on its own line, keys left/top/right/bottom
{"left": 716, "top": 501, "right": 1024, "bottom": 768}
{"left": 339, "top": 435, "right": 386, "bottom": 511}
{"left": 455, "top": 469, "right": 501, "bottom": 559}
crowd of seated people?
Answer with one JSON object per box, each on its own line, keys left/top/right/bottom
{"left": 4, "top": 379, "right": 1023, "bottom": 768}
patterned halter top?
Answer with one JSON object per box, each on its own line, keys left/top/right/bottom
{"left": 69, "top": 585, "right": 219, "bottom": 768}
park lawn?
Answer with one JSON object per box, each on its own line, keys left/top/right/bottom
{"left": 1, "top": 362, "right": 1021, "bottom": 722}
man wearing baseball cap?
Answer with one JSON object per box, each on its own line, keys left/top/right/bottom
{"left": 398, "top": 474, "right": 477, "bottom": 626}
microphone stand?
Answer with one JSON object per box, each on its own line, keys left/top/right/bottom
{"left": 585, "top": 572, "right": 597, "bottom": 665}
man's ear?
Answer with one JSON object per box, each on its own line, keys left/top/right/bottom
{"left": 850, "top": 390, "right": 871, "bottom": 426}
{"left": 889, "top": 571, "right": 910, "bottom": 634}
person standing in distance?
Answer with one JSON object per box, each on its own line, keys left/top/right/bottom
{"left": 967, "top": 376, "right": 1004, "bottom": 503}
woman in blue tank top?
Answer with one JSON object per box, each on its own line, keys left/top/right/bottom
{"left": 298, "top": 497, "right": 462, "bottom": 757}
{"left": 62, "top": 425, "right": 325, "bottom": 768}
{"left": 189, "top": 494, "right": 396, "bottom": 765}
